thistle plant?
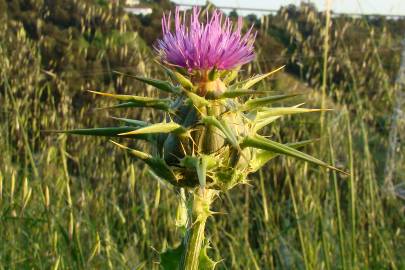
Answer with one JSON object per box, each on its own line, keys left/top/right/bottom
{"left": 59, "top": 7, "right": 346, "bottom": 269}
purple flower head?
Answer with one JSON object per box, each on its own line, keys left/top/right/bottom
{"left": 155, "top": 7, "right": 256, "bottom": 72}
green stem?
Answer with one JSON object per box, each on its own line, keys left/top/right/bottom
{"left": 181, "top": 217, "right": 208, "bottom": 270}
{"left": 180, "top": 189, "right": 215, "bottom": 270}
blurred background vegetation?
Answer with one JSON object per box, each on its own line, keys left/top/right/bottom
{"left": 1, "top": 0, "right": 404, "bottom": 269}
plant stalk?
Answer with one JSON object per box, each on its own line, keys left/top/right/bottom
{"left": 180, "top": 189, "right": 215, "bottom": 270}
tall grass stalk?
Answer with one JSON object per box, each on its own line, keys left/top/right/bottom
{"left": 345, "top": 110, "right": 357, "bottom": 268}
{"left": 318, "top": 208, "right": 331, "bottom": 270}
{"left": 286, "top": 174, "right": 309, "bottom": 270}
{"left": 328, "top": 129, "right": 347, "bottom": 270}
{"left": 3, "top": 76, "right": 39, "bottom": 179}
{"left": 259, "top": 169, "right": 270, "bottom": 223}
{"left": 320, "top": 0, "right": 331, "bottom": 135}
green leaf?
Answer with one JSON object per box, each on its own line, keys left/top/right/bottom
{"left": 110, "top": 140, "right": 151, "bottom": 159}
{"left": 52, "top": 127, "right": 151, "bottom": 140}
{"left": 186, "top": 91, "right": 210, "bottom": 108}
{"left": 180, "top": 155, "right": 198, "bottom": 168}
{"left": 99, "top": 101, "right": 171, "bottom": 111}
{"left": 199, "top": 245, "right": 218, "bottom": 270}
{"left": 222, "top": 68, "right": 239, "bottom": 85}
{"left": 160, "top": 243, "right": 183, "bottom": 270}
{"left": 88, "top": 91, "right": 172, "bottom": 111}
{"left": 241, "top": 93, "right": 300, "bottom": 110}
{"left": 255, "top": 107, "right": 328, "bottom": 120}
{"left": 113, "top": 71, "right": 181, "bottom": 94}
{"left": 172, "top": 71, "right": 194, "bottom": 90}
{"left": 159, "top": 243, "right": 218, "bottom": 270}
{"left": 252, "top": 139, "right": 317, "bottom": 171}
{"left": 242, "top": 135, "right": 348, "bottom": 175}
{"left": 253, "top": 115, "right": 281, "bottom": 132}
{"left": 118, "top": 122, "right": 187, "bottom": 136}
{"left": 111, "top": 117, "right": 148, "bottom": 127}
{"left": 147, "top": 158, "right": 180, "bottom": 186}
{"left": 219, "top": 89, "right": 274, "bottom": 98}
{"left": 254, "top": 106, "right": 330, "bottom": 131}
{"left": 237, "top": 66, "right": 285, "bottom": 89}
{"left": 88, "top": 90, "right": 156, "bottom": 102}
{"left": 196, "top": 156, "right": 208, "bottom": 189}
{"left": 202, "top": 116, "right": 239, "bottom": 150}
{"left": 208, "top": 67, "right": 219, "bottom": 81}
{"left": 133, "top": 76, "right": 181, "bottom": 94}
{"left": 180, "top": 155, "right": 217, "bottom": 170}
{"left": 156, "top": 60, "right": 194, "bottom": 90}
{"left": 111, "top": 141, "right": 180, "bottom": 185}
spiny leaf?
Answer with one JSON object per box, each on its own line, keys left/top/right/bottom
{"left": 241, "top": 93, "right": 300, "bottom": 110}
{"left": 111, "top": 117, "right": 148, "bottom": 127}
{"left": 142, "top": 158, "right": 180, "bottom": 185}
{"left": 255, "top": 107, "right": 329, "bottom": 120}
{"left": 238, "top": 66, "right": 285, "bottom": 89}
{"left": 180, "top": 155, "right": 217, "bottom": 170}
{"left": 186, "top": 91, "right": 210, "bottom": 108}
{"left": 113, "top": 71, "right": 181, "bottom": 94}
{"left": 89, "top": 91, "right": 172, "bottom": 111}
{"left": 155, "top": 59, "right": 194, "bottom": 90}
{"left": 98, "top": 101, "right": 171, "bottom": 111}
{"left": 242, "top": 135, "right": 348, "bottom": 175}
{"left": 196, "top": 156, "right": 208, "bottom": 189}
{"left": 202, "top": 116, "right": 239, "bottom": 150}
{"left": 199, "top": 245, "right": 219, "bottom": 270}
{"left": 88, "top": 90, "right": 157, "bottom": 102}
{"left": 160, "top": 243, "right": 184, "bottom": 270}
{"left": 110, "top": 140, "right": 151, "bottom": 159}
{"left": 133, "top": 76, "right": 181, "bottom": 94}
{"left": 159, "top": 243, "right": 218, "bottom": 270}
{"left": 118, "top": 122, "right": 187, "bottom": 136}
{"left": 253, "top": 106, "right": 331, "bottom": 131}
{"left": 170, "top": 70, "right": 194, "bottom": 90}
{"left": 208, "top": 67, "right": 219, "bottom": 81}
{"left": 222, "top": 68, "right": 239, "bottom": 85}
{"left": 111, "top": 140, "right": 179, "bottom": 185}
{"left": 50, "top": 127, "right": 151, "bottom": 140}
{"left": 253, "top": 116, "right": 280, "bottom": 132}
{"left": 253, "top": 104, "right": 306, "bottom": 131}
{"left": 219, "top": 89, "right": 275, "bottom": 98}
{"left": 252, "top": 139, "right": 317, "bottom": 171}
{"left": 180, "top": 156, "right": 199, "bottom": 168}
